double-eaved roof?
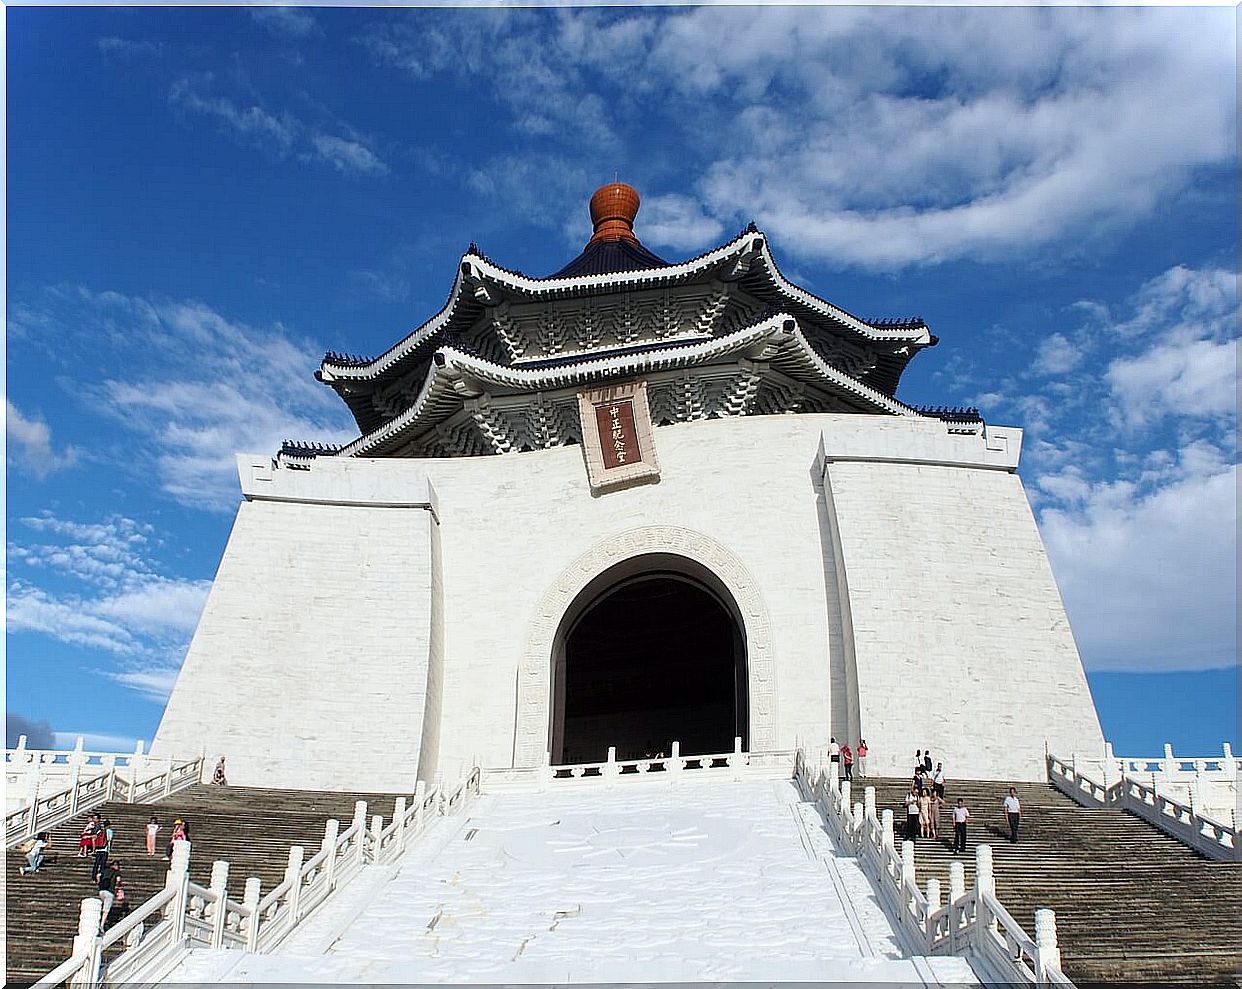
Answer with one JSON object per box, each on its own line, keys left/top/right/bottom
{"left": 299, "top": 184, "right": 960, "bottom": 462}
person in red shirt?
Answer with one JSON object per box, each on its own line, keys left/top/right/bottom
{"left": 857, "top": 740, "right": 869, "bottom": 778}
{"left": 841, "top": 743, "right": 854, "bottom": 781}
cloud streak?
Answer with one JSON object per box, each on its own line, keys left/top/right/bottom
{"left": 169, "top": 74, "right": 386, "bottom": 177}
{"left": 6, "top": 400, "right": 77, "bottom": 478}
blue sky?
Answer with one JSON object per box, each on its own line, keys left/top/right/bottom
{"left": 5, "top": 6, "right": 1237, "bottom": 757}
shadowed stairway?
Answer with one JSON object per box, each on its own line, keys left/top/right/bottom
{"left": 860, "top": 777, "right": 1241, "bottom": 987}
{"left": 5, "top": 784, "right": 405, "bottom": 985}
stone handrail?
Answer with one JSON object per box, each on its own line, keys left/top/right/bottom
{"left": 795, "top": 750, "right": 1072, "bottom": 987}
{"left": 29, "top": 767, "right": 483, "bottom": 988}
{"left": 6, "top": 756, "right": 204, "bottom": 848}
{"left": 1047, "top": 754, "right": 1238, "bottom": 862}
{"left": 485, "top": 738, "right": 793, "bottom": 790}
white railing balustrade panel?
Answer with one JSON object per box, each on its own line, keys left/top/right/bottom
{"left": 794, "top": 749, "right": 1073, "bottom": 988}
{"left": 5, "top": 756, "right": 205, "bottom": 848}
{"left": 27, "top": 766, "right": 483, "bottom": 988}
{"left": 1047, "top": 753, "right": 1239, "bottom": 862}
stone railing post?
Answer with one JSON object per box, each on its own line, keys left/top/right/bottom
{"left": 901, "top": 839, "right": 916, "bottom": 893}
{"left": 164, "top": 757, "right": 174, "bottom": 797}
{"left": 392, "top": 798, "right": 407, "bottom": 852}
{"left": 948, "top": 860, "right": 966, "bottom": 951}
{"left": 731, "top": 735, "right": 744, "bottom": 781}
{"left": 1035, "top": 908, "right": 1062, "bottom": 981}
{"left": 165, "top": 840, "right": 192, "bottom": 941}
{"left": 852, "top": 801, "right": 864, "bottom": 844}
{"left": 413, "top": 782, "right": 426, "bottom": 828}
{"left": 881, "top": 808, "right": 895, "bottom": 850}
{"left": 669, "top": 741, "right": 683, "bottom": 778}
{"left": 322, "top": 819, "right": 340, "bottom": 887}
{"left": 369, "top": 814, "right": 383, "bottom": 863}
{"left": 926, "top": 877, "right": 941, "bottom": 942}
{"left": 242, "top": 877, "right": 262, "bottom": 951}
{"left": 127, "top": 741, "right": 146, "bottom": 801}
{"left": 284, "top": 846, "right": 304, "bottom": 924}
{"left": 604, "top": 746, "right": 618, "bottom": 787}
{"left": 1162, "top": 743, "right": 1176, "bottom": 784}
{"left": 434, "top": 773, "right": 446, "bottom": 814}
{"left": 351, "top": 802, "right": 368, "bottom": 866}
{"left": 208, "top": 860, "right": 229, "bottom": 948}
{"left": 68, "top": 738, "right": 85, "bottom": 814}
{"left": 864, "top": 785, "right": 876, "bottom": 819}
{"left": 69, "top": 896, "right": 104, "bottom": 989}
{"left": 27, "top": 757, "right": 43, "bottom": 816}
{"left": 975, "top": 844, "right": 996, "bottom": 932}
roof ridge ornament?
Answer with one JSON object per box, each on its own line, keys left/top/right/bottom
{"left": 586, "top": 182, "right": 642, "bottom": 247}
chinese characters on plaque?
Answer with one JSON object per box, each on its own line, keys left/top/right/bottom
{"left": 577, "top": 381, "right": 660, "bottom": 491}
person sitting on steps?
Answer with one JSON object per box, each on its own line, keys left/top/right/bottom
{"left": 18, "top": 832, "right": 51, "bottom": 875}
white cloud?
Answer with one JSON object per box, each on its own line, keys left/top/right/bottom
{"left": 169, "top": 74, "right": 385, "bottom": 177}
{"left": 1032, "top": 333, "right": 1082, "bottom": 376}
{"left": 639, "top": 194, "right": 727, "bottom": 253}
{"left": 1108, "top": 338, "right": 1237, "bottom": 427}
{"left": 362, "top": 8, "right": 1234, "bottom": 269}
{"left": 6, "top": 400, "right": 77, "bottom": 478}
{"left": 1040, "top": 461, "right": 1237, "bottom": 672}
{"left": 7, "top": 511, "right": 215, "bottom": 703}
{"left": 252, "top": 7, "right": 318, "bottom": 39}
{"left": 27, "top": 288, "right": 357, "bottom": 512}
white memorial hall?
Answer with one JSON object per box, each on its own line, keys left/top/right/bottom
{"left": 154, "top": 182, "right": 1104, "bottom": 791}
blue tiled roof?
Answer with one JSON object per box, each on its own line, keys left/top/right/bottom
{"left": 549, "top": 238, "right": 669, "bottom": 278}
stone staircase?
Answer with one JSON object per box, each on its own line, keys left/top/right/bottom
{"left": 863, "top": 776, "right": 1242, "bottom": 986}
{"left": 5, "top": 784, "right": 405, "bottom": 986}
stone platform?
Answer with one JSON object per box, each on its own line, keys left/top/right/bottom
{"left": 162, "top": 777, "right": 979, "bottom": 984}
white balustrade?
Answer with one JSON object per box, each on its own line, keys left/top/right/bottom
{"left": 5, "top": 751, "right": 205, "bottom": 849}
{"left": 1047, "top": 750, "right": 1239, "bottom": 861}
{"left": 29, "top": 765, "right": 483, "bottom": 988}
{"left": 793, "top": 749, "right": 1072, "bottom": 987}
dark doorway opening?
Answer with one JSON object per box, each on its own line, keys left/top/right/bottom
{"left": 553, "top": 573, "right": 747, "bottom": 765}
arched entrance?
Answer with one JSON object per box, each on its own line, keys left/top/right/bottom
{"left": 548, "top": 554, "right": 748, "bottom": 765}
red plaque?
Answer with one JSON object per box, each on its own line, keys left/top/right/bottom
{"left": 594, "top": 400, "right": 641, "bottom": 469}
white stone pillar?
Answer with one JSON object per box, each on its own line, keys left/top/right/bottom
{"left": 948, "top": 860, "right": 967, "bottom": 951}
{"left": 284, "top": 846, "right": 304, "bottom": 924}
{"left": 864, "top": 786, "right": 877, "bottom": 819}
{"left": 351, "top": 802, "right": 368, "bottom": 867}
{"left": 413, "top": 781, "right": 426, "bottom": 828}
{"left": 242, "top": 877, "right": 262, "bottom": 950}
{"left": 208, "top": 860, "right": 230, "bottom": 948}
{"left": 392, "top": 798, "right": 407, "bottom": 851}
{"left": 1035, "top": 908, "right": 1062, "bottom": 978}
{"left": 369, "top": 814, "right": 383, "bottom": 863}
{"left": 68, "top": 737, "right": 85, "bottom": 813}
{"left": 840, "top": 780, "right": 851, "bottom": 813}
{"left": 69, "top": 896, "right": 104, "bottom": 988}
{"left": 926, "top": 877, "right": 941, "bottom": 940}
{"left": 165, "top": 840, "right": 192, "bottom": 941}
{"left": 604, "top": 746, "right": 618, "bottom": 788}
{"left": 1162, "top": 743, "right": 1176, "bottom": 785}
{"left": 322, "top": 819, "right": 340, "bottom": 888}
{"left": 669, "top": 741, "right": 683, "bottom": 778}
{"left": 731, "top": 735, "right": 744, "bottom": 781}
{"left": 128, "top": 741, "right": 146, "bottom": 800}
{"left": 881, "top": 808, "right": 895, "bottom": 850}
{"left": 975, "top": 844, "right": 996, "bottom": 933}
{"left": 901, "top": 840, "right": 915, "bottom": 888}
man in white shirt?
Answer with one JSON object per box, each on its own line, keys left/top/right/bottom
{"left": 1003, "top": 787, "right": 1022, "bottom": 843}
{"left": 933, "top": 763, "right": 946, "bottom": 799}
{"left": 829, "top": 737, "right": 840, "bottom": 763}
{"left": 952, "top": 799, "right": 970, "bottom": 854}
{"left": 904, "top": 786, "right": 921, "bottom": 841}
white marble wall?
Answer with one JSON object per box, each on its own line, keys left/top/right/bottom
{"left": 820, "top": 424, "right": 1104, "bottom": 781}
{"left": 154, "top": 412, "right": 1103, "bottom": 790}
{"left": 153, "top": 496, "right": 437, "bottom": 792}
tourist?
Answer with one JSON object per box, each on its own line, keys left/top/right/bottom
{"left": 912, "top": 766, "right": 924, "bottom": 795}
{"left": 914, "top": 749, "right": 923, "bottom": 773}
{"left": 857, "top": 739, "right": 868, "bottom": 778}
{"left": 952, "top": 798, "right": 970, "bottom": 854}
{"left": 212, "top": 757, "right": 228, "bottom": 786}
{"left": 829, "top": 737, "right": 840, "bottom": 769}
{"left": 933, "top": 762, "right": 946, "bottom": 800}
{"left": 930, "top": 787, "right": 944, "bottom": 840}
{"left": 922, "top": 749, "right": 933, "bottom": 773}
{"left": 77, "top": 814, "right": 102, "bottom": 857}
{"left": 1003, "top": 787, "right": 1022, "bottom": 843}
{"left": 103, "top": 818, "right": 114, "bottom": 851}
{"left": 841, "top": 743, "right": 854, "bottom": 781}
{"left": 97, "top": 861, "right": 122, "bottom": 932}
{"left": 19, "top": 832, "right": 51, "bottom": 875}
{"left": 904, "top": 785, "right": 921, "bottom": 841}
{"left": 918, "top": 784, "right": 932, "bottom": 838}
{"left": 90, "top": 827, "right": 109, "bottom": 883}
{"left": 145, "top": 815, "right": 160, "bottom": 857}
{"left": 165, "top": 818, "right": 187, "bottom": 860}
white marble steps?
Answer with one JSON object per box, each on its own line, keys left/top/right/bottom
{"left": 4, "top": 784, "right": 403, "bottom": 986}
{"left": 864, "top": 777, "right": 1242, "bottom": 987}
